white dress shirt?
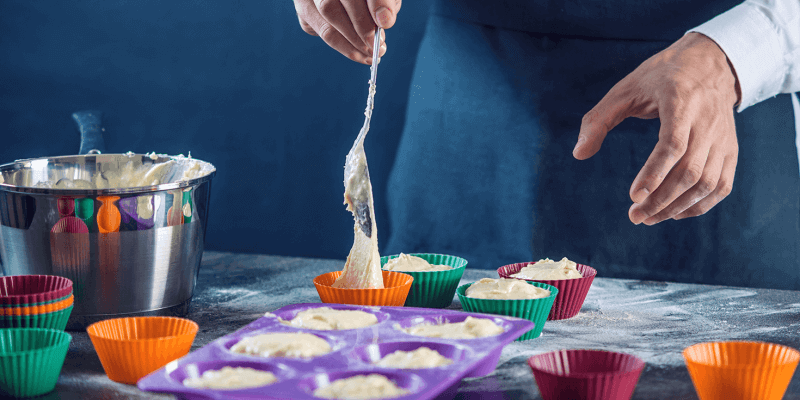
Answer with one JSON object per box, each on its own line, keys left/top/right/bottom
{"left": 690, "top": 0, "right": 800, "bottom": 169}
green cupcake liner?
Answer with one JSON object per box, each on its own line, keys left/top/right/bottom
{"left": 0, "top": 328, "right": 72, "bottom": 398}
{"left": 0, "top": 305, "right": 73, "bottom": 331}
{"left": 381, "top": 253, "right": 468, "bottom": 308}
{"left": 457, "top": 281, "right": 558, "bottom": 341}
{"left": 1, "top": 292, "right": 72, "bottom": 308}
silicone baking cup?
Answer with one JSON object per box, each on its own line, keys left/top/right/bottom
{"left": 87, "top": 316, "right": 199, "bottom": 384}
{"left": 498, "top": 262, "right": 596, "bottom": 320}
{"left": 456, "top": 281, "right": 556, "bottom": 340}
{"left": 528, "top": 349, "right": 645, "bottom": 400}
{"left": 0, "top": 306, "right": 74, "bottom": 330}
{"left": 683, "top": 341, "right": 800, "bottom": 400}
{"left": 0, "top": 275, "right": 73, "bottom": 306}
{"left": 313, "top": 270, "right": 413, "bottom": 306}
{"left": 0, "top": 328, "right": 72, "bottom": 398}
{"left": 0, "top": 294, "right": 73, "bottom": 316}
{"left": 381, "top": 253, "right": 468, "bottom": 308}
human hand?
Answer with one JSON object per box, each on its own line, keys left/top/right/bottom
{"left": 293, "top": 0, "right": 400, "bottom": 64}
{"left": 573, "top": 32, "right": 742, "bottom": 225}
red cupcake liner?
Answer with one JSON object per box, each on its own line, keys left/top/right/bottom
{"left": 498, "top": 262, "right": 596, "bottom": 320}
{"left": 0, "top": 276, "right": 73, "bottom": 307}
{"left": 51, "top": 216, "right": 89, "bottom": 234}
{"left": 528, "top": 349, "right": 644, "bottom": 400}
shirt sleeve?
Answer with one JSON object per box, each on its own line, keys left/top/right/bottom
{"left": 688, "top": 0, "right": 800, "bottom": 112}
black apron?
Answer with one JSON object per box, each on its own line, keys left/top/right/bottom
{"left": 385, "top": 0, "right": 800, "bottom": 289}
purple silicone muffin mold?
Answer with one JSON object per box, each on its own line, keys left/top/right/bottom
{"left": 138, "top": 303, "right": 534, "bottom": 400}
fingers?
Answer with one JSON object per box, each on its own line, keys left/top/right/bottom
{"left": 315, "top": 0, "right": 372, "bottom": 57}
{"left": 640, "top": 145, "right": 722, "bottom": 224}
{"left": 627, "top": 101, "right": 693, "bottom": 207}
{"left": 574, "top": 79, "right": 641, "bottom": 161}
{"left": 295, "top": 0, "right": 372, "bottom": 64}
{"left": 367, "top": 0, "right": 402, "bottom": 29}
{"left": 340, "top": 0, "right": 377, "bottom": 48}
{"left": 673, "top": 152, "right": 736, "bottom": 220}
{"left": 297, "top": 14, "right": 317, "bottom": 36}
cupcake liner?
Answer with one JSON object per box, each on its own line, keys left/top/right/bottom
{"left": 87, "top": 316, "right": 199, "bottom": 384}
{"left": 0, "top": 275, "right": 73, "bottom": 306}
{"left": 0, "top": 328, "right": 72, "bottom": 398}
{"left": 528, "top": 349, "right": 645, "bottom": 400}
{"left": 456, "top": 281, "right": 557, "bottom": 340}
{"left": 683, "top": 341, "right": 800, "bottom": 400}
{"left": 381, "top": 253, "right": 468, "bottom": 308}
{"left": 0, "top": 292, "right": 72, "bottom": 308}
{"left": 0, "top": 305, "right": 74, "bottom": 330}
{"left": 0, "top": 294, "right": 73, "bottom": 316}
{"left": 499, "top": 262, "right": 596, "bottom": 320}
{"left": 313, "top": 271, "right": 413, "bottom": 306}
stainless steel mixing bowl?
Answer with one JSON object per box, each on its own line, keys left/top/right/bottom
{"left": 0, "top": 111, "right": 216, "bottom": 329}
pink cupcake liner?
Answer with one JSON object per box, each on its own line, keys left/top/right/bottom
{"left": 499, "top": 262, "right": 596, "bottom": 320}
{"left": 528, "top": 349, "right": 644, "bottom": 400}
{"left": 0, "top": 275, "right": 73, "bottom": 307}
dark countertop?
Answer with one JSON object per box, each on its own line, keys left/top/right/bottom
{"left": 49, "top": 251, "right": 800, "bottom": 399}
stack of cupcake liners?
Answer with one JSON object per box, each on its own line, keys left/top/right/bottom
{"left": 0, "top": 275, "right": 74, "bottom": 330}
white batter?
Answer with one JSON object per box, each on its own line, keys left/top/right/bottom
{"left": 182, "top": 366, "right": 278, "bottom": 390}
{"left": 313, "top": 374, "right": 409, "bottom": 399}
{"left": 374, "top": 347, "right": 453, "bottom": 369}
{"left": 401, "top": 316, "right": 504, "bottom": 339}
{"left": 382, "top": 253, "right": 452, "bottom": 272}
{"left": 511, "top": 257, "right": 583, "bottom": 280}
{"left": 465, "top": 278, "right": 551, "bottom": 300}
{"left": 229, "top": 332, "right": 331, "bottom": 359}
{"left": 280, "top": 307, "right": 379, "bottom": 330}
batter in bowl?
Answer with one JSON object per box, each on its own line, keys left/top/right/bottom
{"left": 382, "top": 253, "right": 452, "bottom": 272}
{"left": 313, "top": 374, "right": 409, "bottom": 399}
{"left": 279, "top": 307, "right": 379, "bottom": 330}
{"left": 511, "top": 257, "right": 583, "bottom": 280}
{"left": 374, "top": 347, "right": 453, "bottom": 369}
{"left": 229, "top": 332, "right": 331, "bottom": 358}
{"left": 465, "top": 278, "right": 551, "bottom": 300}
{"left": 401, "top": 316, "right": 504, "bottom": 339}
{"left": 182, "top": 366, "right": 278, "bottom": 390}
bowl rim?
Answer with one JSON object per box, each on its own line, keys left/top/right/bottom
{"left": 456, "top": 280, "right": 559, "bottom": 302}
{"left": 86, "top": 316, "right": 199, "bottom": 342}
{"left": 0, "top": 328, "right": 72, "bottom": 357}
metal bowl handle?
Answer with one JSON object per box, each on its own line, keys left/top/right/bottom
{"left": 73, "top": 110, "right": 107, "bottom": 155}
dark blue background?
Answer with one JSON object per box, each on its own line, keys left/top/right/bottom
{"left": 0, "top": 1, "right": 430, "bottom": 259}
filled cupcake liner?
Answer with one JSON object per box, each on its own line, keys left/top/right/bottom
{"left": 683, "top": 341, "right": 800, "bottom": 400}
{"left": 314, "top": 271, "right": 413, "bottom": 306}
{"left": 381, "top": 253, "right": 468, "bottom": 308}
{"left": 0, "top": 275, "right": 73, "bottom": 306}
{"left": 0, "top": 306, "right": 74, "bottom": 330}
{"left": 0, "top": 328, "right": 72, "bottom": 398}
{"left": 87, "top": 316, "right": 199, "bottom": 384}
{"left": 498, "top": 262, "right": 596, "bottom": 320}
{"left": 0, "top": 294, "right": 73, "bottom": 316}
{"left": 457, "top": 281, "right": 557, "bottom": 340}
{"left": 528, "top": 349, "right": 645, "bottom": 400}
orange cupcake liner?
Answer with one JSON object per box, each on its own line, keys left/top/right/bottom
{"left": 314, "top": 270, "right": 413, "bottom": 306}
{"left": 87, "top": 316, "right": 199, "bottom": 384}
{"left": 683, "top": 341, "right": 800, "bottom": 400}
{"left": 0, "top": 295, "right": 73, "bottom": 316}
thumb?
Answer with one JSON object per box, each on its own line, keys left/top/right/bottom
{"left": 367, "top": 0, "right": 402, "bottom": 29}
{"left": 573, "top": 82, "right": 635, "bottom": 160}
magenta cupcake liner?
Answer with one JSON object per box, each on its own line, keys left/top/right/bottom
{"left": 498, "top": 262, "right": 596, "bottom": 320}
{"left": 528, "top": 349, "right": 644, "bottom": 400}
{"left": 0, "top": 275, "right": 73, "bottom": 307}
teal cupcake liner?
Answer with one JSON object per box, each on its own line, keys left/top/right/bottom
{"left": 0, "top": 328, "right": 72, "bottom": 398}
{"left": 456, "top": 281, "right": 557, "bottom": 341}
{"left": 0, "top": 305, "right": 73, "bottom": 331}
{"left": 0, "top": 292, "right": 72, "bottom": 308}
{"left": 381, "top": 253, "right": 468, "bottom": 308}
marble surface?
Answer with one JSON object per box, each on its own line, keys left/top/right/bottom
{"left": 48, "top": 251, "right": 800, "bottom": 399}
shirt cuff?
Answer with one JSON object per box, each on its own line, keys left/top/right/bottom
{"left": 689, "top": 2, "right": 786, "bottom": 112}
